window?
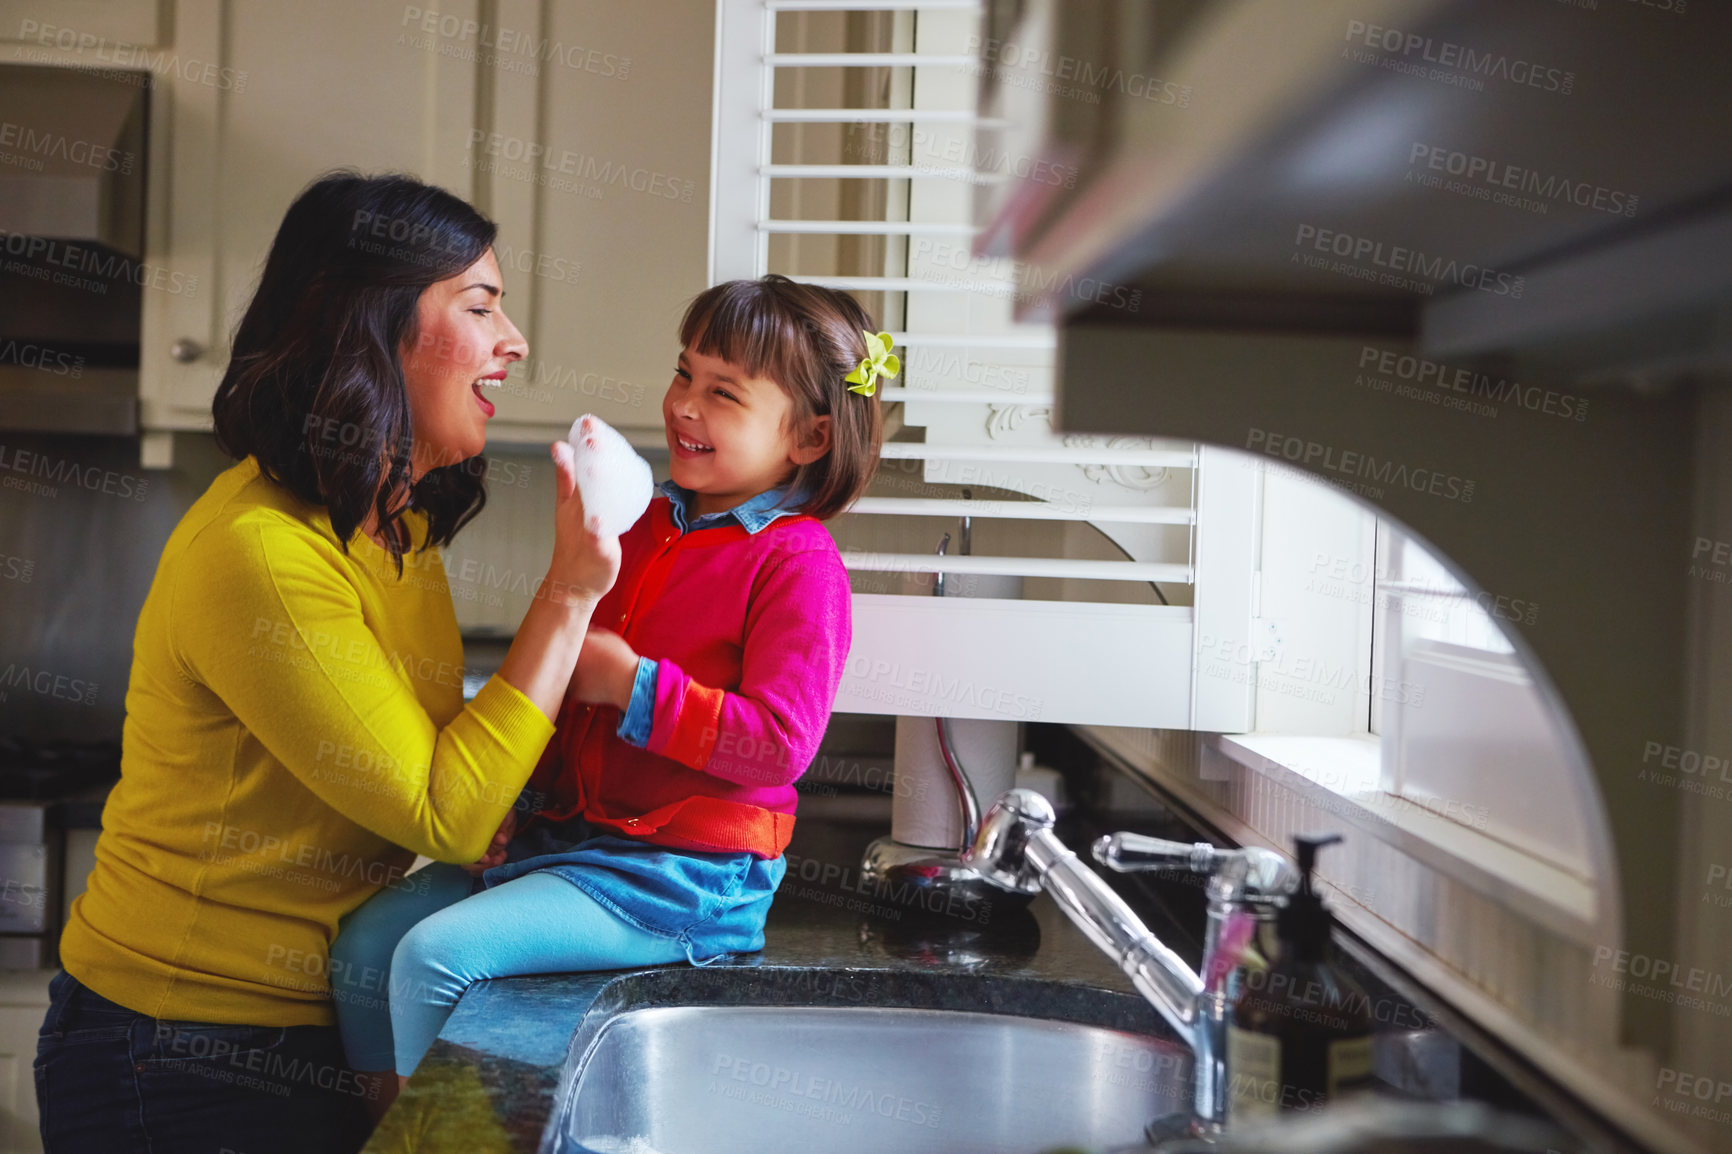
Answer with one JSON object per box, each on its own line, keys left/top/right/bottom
{"left": 1221, "top": 450, "right": 1593, "bottom": 873}
{"left": 1372, "top": 522, "right": 1591, "bottom": 875}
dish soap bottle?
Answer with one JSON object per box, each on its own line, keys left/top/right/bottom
{"left": 1225, "top": 833, "right": 1374, "bottom": 1125}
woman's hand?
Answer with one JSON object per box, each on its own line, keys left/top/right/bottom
{"left": 546, "top": 440, "right": 622, "bottom": 606}
{"left": 569, "top": 628, "right": 640, "bottom": 711}
{"left": 494, "top": 443, "right": 618, "bottom": 723}
{"left": 461, "top": 807, "right": 518, "bottom": 876}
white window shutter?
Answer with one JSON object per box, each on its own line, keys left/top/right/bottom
{"left": 709, "top": 0, "right": 1256, "bottom": 730}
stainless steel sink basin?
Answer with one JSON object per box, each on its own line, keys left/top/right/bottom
{"left": 556, "top": 1005, "right": 1191, "bottom": 1154}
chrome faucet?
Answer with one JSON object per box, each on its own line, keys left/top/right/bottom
{"left": 964, "top": 788, "right": 1301, "bottom": 1137}
{"left": 860, "top": 510, "right": 1020, "bottom": 914}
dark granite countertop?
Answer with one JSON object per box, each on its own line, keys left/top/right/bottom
{"left": 360, "top": 761, "right": 1614, "bottom": 1154}
{"left": 363, "top": 808, "right": 1201, "bottom": 1154}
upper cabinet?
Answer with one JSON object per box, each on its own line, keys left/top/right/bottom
{"left": 476, "top": 0, "right": 712, "bottom": 447}
{"left": 3, "top": 0, "right": 712, "bottom": 448}
{"left": 0, "top": 0, "right": 165, "bottom": 45}
{"left": 976, "top": 0, "right": 1732, "bottom": 371}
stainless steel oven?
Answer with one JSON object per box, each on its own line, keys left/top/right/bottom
{"left": 0, "top": 738, "right": 119, "bottom": 969}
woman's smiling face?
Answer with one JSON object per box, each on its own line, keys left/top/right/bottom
{"left": 400, "top": 249, "right": 527, "bottom": 478}
{"left": 663, "top": 346, "right": 829, "bottom": 518}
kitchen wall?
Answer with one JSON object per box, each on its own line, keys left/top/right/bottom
{"left": 0, "top": 431, "right": 230, "bottom": 741}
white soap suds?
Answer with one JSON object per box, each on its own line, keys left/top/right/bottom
{"left": 567, "top": 414, "right": 654, "bottom": 537}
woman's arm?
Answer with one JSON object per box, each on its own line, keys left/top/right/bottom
{"left": 173, "top": 443, "right": 617, "bottom": 864}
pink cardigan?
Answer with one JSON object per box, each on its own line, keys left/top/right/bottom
{"left": 527, "top": 496, "right": 852, "bottom": 856}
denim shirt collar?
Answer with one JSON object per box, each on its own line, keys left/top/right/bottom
{"left": 658, "top": 478, "right": 805, "bottom": 535}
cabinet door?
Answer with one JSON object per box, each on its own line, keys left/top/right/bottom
{"left": 0, "top": 976, "right": 49, "bottom": 1154}
{"left": 480, "top": 0, "right": 713, "bottom": 447}
{"left": 140, "top": 0, "right": 480, "bottom": 429}
{"left": 0, "top": 0, "right": 164, "bottom": 45}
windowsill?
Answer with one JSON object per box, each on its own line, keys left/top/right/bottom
{"left": 1214, "top": 733, "right": 1601, "bottom": 947}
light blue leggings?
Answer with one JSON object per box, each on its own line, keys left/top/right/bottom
{"left": 328, "top": 863, "right": 688, "bottom": 1076}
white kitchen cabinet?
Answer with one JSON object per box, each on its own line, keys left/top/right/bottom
{"left": 5, "top": 1, "right": 711, "bottom": 449}
{"left": 3, "top": 0, "right": 481, "bottom": 435}
{"left": 133, "top": 0, "right": 483, "bottom": 433}
{"left": 0, "top": 973, "right": 48, "bottom": 1154}
{"left": 0, "top": 0, "right": 164, "bottom": 46}
{"left": 475, "top": 0, "right": 713, "bottom": 447}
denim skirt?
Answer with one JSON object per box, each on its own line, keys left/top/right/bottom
{"left": 479, "top": 814, "right": 786, "bottom": 965}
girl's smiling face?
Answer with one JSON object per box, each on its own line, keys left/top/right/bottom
{"left": 400, "top": 249, "right": 527, "bottom": 479}
{"left": 664, "top": 346, "right": 831, "bottom": 518}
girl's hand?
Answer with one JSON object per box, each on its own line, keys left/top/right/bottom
{"left": 461, "top": 807, "right": 518, "bottom": 876}
{"left": 570, "top": 628, "right": 640, "bottom": 710}
{"left": 546, "top": 441, "right": 622, "bottom": 605}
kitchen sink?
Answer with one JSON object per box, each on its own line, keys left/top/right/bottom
{"left": 555, "top": 1004, "right": 1192, "bottom": 1154}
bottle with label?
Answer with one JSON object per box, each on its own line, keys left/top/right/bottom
{"left": 1225, "top": 833, "right": 1375, "bottom": 1126}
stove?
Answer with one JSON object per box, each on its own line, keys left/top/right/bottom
{"left": 0, "top": 738, "right": 120, "bottom": 969}
{"left": 0, "top": 737, "right": 121, "bottom": 801}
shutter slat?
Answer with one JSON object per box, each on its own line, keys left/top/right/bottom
{"left": 767, "top": 1, "right": 982, "bottom": 9}
{"left": 767, "top": 53, "right": 975, "bottom": 66}
{"left": 842, "top": 553, "right": 1191, "bottom": 583}
{"left": 847, "top": 498, "right": 1196, "bottom": 525}
{"left": 761, "top": 220, "right": 978, "bottom": 235}
{"left": 879, "top": 389, "right": 1057, "bottom": 403}
{"left": 764, "top": 164, "right": 993, "bottom": 180}
{"left": 764, "top": 109, "right": 996, "bottom": 123}
{"left": 886, "top": 331, "right": 1056, "bottom": 348}
{"left": 794, "top": 275, "right": 1011, "bottom": 293}
{"left": 881, "top": 444, "right": 1196, "bottom": 468}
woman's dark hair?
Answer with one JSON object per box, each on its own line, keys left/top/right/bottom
{"left": 212, "top": 170, "right": 498, "bottom": 573}
{"left": 678, "top": 274, "right": 883, "bottom": 521}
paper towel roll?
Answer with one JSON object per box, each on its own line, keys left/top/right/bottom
{"left": 888, "top": 563, "right": 1024, "bottom": 849}
{"left": 891, "top": 715, "right": 1019, "bottom": 850}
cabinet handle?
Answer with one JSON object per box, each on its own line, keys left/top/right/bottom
{"left": 170, "top": 339, "right": 205, "bottom": 364}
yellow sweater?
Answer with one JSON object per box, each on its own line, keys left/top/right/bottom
{"left": 60, "top": 456, "right": 555, "bottom": 1027}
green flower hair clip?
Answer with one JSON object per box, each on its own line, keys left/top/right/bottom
{"left": 844, "top": 330, "right": 899, "bottom": 396}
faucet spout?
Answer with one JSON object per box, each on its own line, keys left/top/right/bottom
{"left": 965, "top": 788, "right": 1302, "bottom": 1136}
{"left": 962, "top": 789, "right": 1204, "bottom": 1047}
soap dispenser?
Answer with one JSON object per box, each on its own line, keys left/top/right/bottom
{"left": 1226, "top": 833, "right": 1374, "bottom": 1125}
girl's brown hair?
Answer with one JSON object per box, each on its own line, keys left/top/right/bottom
{"left": 678, "top": 274, "right": 883, "bottom": 521}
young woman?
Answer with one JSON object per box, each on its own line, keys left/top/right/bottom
{"left": 33, "top": 172, "right": 619, "bottom": 1154}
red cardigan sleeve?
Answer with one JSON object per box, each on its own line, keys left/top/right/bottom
{"left": 644, "top": 547, "right": 851, "bottom": 787}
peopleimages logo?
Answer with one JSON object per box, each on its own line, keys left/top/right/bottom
{"left": 0, "top": 121, "right": 134, "bottom": 174}
{"left": 0, "top": 228, "right": 200, "bottom": 299}
{"left": 1590, "top": 946, "right": 1732, "bottom": 1016}
{"left": 399, "top": 7, "right": 631, "bottom": 78}
{"left": 1245, "top": 429, "right": 1474, "bottom": 504}
{"left": 965, "top": 35, "right": 1192, "bottom": 107}
{"left": 466, "top": 131, "right": 695, "bottom": 202}
{"left": 1342, "top": 20, "right": 1575, "bottom": 95}
{"left": 1355, "top": 347, "right": 1588, "bottom": 422}
{"left": 16, "top": 20, "right": 249, "bottom": 91}
{"left": 1407, "top": 143, "right": 1638, "bottom": 218}
{"left": 1293, "top": 224, "right": 1524, "bottom": 298}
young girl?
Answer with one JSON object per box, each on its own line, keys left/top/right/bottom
{"left": 329, "top": 274, "right": 886, "bottom": 1096}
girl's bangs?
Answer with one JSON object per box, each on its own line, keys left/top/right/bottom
{"left": 680, "top": 283, "right": 804, "bottom": 382}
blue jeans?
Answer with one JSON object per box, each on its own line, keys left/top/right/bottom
{"left": 331, "top": 864, "right": 691, "bottom": 1077}
{"left": 332, "top": 824, "right": 783, "bottom": 1078}
{"left": 34, "top": 970, "right": 372, "bottom": 1154}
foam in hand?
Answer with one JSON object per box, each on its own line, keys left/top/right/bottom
{"left": 567, "top": 414, "right": 654, "bottom": 537}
